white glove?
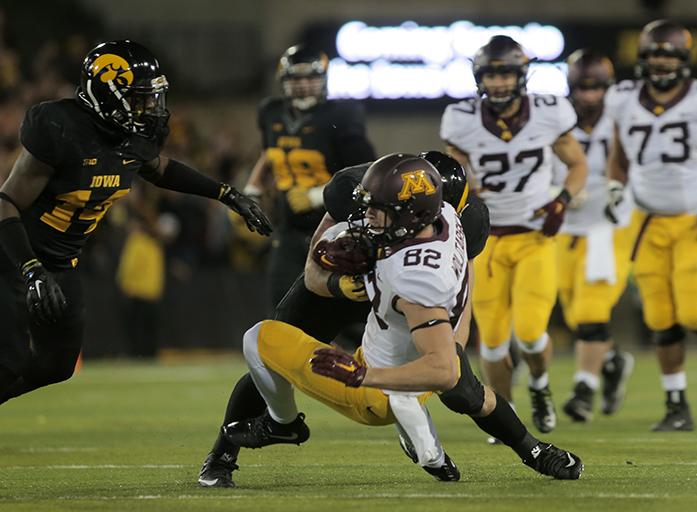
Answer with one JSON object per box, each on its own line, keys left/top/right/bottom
{"left": 604, "top": 179, "right": 625, "bottom": 224}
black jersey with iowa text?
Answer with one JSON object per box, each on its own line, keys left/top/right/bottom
{"left": 258, "top": 98, "right": 375, "bottom": 231}
{"left": 19, "top": 99, "right": 146, "bottom": 269}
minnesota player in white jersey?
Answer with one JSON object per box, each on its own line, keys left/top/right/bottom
{"left": 554, "top": 50, "right": 635, "bottom": 423}
{"left": 605, "top": 20, "right": 697, "bottom": 432}
{"left": 221, "top": 153, "right": 583, "bottom": 483}
{"left": 440, "top": 35, "right": 588, "bottom": 434}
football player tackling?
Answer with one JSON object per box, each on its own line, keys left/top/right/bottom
{"left": 215, "top": 154, "right": 583, "bottom": 485}
{"left": 605, "top": 20, "right": 697, "bottom": 431}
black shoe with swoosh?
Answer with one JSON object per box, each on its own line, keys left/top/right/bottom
{"left": 222, "top": 410, "right": 310, "bottom": 449}
{"left": 522, "top": 442, "right": 584, "bottom": 480}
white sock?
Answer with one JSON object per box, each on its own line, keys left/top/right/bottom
{"left": 529, "top": 372, "right": 549, "bottom": 390}
{"left": 242, "top": 322, "right": 298, "bottom": 424}
{"left": 574, "top": 371, "right": 600, "bottom": 390}
{"left": 661, "top": 372, "right": 687, "bottom": 392}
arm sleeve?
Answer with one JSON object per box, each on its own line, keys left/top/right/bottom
{"left": 19, "top": 103, "right": 62, "bottom": 166}
{"left": 139, "top": 159, "right": 222, "bottom": 199}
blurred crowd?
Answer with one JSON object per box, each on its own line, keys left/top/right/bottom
{"left": 0, "top": 14, "right": 272, "bottom": 357}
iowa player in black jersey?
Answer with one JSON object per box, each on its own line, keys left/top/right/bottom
{"left": 0, "top": 40, "right": 272, "bottom": 405}
{"left": 244, "top": 44, "right": 376, "bottom": 307}
{"left": 199, "top": 152, "right": 582, "bottom": 487}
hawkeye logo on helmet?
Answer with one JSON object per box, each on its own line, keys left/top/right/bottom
{"left": 398, "top": 170, "right": 436, "bottom": 200}
{"left": 91, "top": 54, "right": 133, "bottom": 86}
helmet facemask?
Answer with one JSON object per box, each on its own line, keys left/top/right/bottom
{"left": 349, "top": 184, "right": 439, "bottom": 249}
{"left": 636, "top": 45, "right": 690, "bottom": 91}
{"left": 475, "top": 64, "right": 528, "bottom": 113}
{"left": 278, "top": 46, "right": 329, "bottom": 110}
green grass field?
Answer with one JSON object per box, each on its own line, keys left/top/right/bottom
{"left": 0, "top": 351, "right": 695, "bottom": 512}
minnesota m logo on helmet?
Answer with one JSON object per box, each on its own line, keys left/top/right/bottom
{"left": 398, "top": 170, "right": 437, "bottom": 200}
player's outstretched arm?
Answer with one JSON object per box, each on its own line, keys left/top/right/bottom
{"left": 311, "top": 299, "right": 459, "bottom": 392}
{"left": 138, "top": 155, "right": 273, "bottom": 236}
{"left": 0, "top": 149, "right": 67, "bottom": 322}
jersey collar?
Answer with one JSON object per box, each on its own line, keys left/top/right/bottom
{"left": 638, "top": 79, "right": 692, "bottom": 116}
{"left": 481, "top": 97, "right": 531, "bottom": 142}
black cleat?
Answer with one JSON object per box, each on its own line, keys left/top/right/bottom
{"left": 651, "top": 402, "right": 694, "bottom": 432}
{"left": 423, "top": 452, "right": 461, "bottom": 482}
{"left": 522, "top": 442, "right": 584, "bottom": 480}
{"left": 563, "top": 381, "right": 594, "bottom": 423}
{"left": 222, "top": 410, "right": 310, "bottom": 449}
{"left": 530, "top": 386, "right": 557, "bottom": 433}
{"left": 601, "top": 351, "right": 634, "bottom": 415}
{"left": 198, "top": 452, "right": 238, "bottom": 488}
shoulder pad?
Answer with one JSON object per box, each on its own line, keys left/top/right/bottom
{"left": 389, "top": 263, "right": 455, "bottom": 309}
{"left": 19, "top": 100, "right": 69, "bottom": 166}
{"left": 323, "top": 163, "right": 371, "bottom": 221}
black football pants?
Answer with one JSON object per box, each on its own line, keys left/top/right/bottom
{"left": 0, "top": 257, "right": 84, "bottom": 405}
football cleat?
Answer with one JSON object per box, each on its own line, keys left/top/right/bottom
{"left": 522, "top": 442, "right": 584, "bottom": 480}
{"left": 651, "top": 402, "right": 694, "bottom": 432}
{"left": 529, "top": 386, "right": 557, "bottom": 433}
{"left": 563, "top": 381, "right": 594, "bottom": 423}
{"left": 423, "top": 453, "right": 461, "bottom": 482}
{"left": 198, "top": 452, "right": 238, "bottom": 488}
{"left": 601, "top": 351, "right": 634, "bottom": 415}
{"left": 487, "top": 436, "right": 503, "bottom": 445}
{"left": 222, "top": 410, "right": 310, "bottom": 449}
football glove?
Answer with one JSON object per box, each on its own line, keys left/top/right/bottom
{"left": 310, "top": 348, "right": 367, "bottom": 387}
{"left": 327, "top": 274, "right": 368, "bottom": 302}
{"left": 21, "top": 259, "right": 68, "bottom": 324}
{"left": 534, "top": 188, "right": 571, "bottom": 237}
{"left": 312, "top": 231, "right": 375, "bottom": 275}
{"left": 604, "top": 179, "right": 625, "bottom": 224}
{"left": 286, "top": 186, "right": 324, "bottom": 214}
{"left": 219, "top": 184, "right": 273, "bottom": 236}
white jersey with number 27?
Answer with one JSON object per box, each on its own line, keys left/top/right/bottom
{"left": 440, "top": 94, "right": 577, "bottom": 228}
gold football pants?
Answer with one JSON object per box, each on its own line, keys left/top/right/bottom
{"left": 557, "top": 225, "right": 632, "bottom": 330}
{"left": 473, "top": 231, "right": 557, "bottom": 349}
{"left": 254, "top": 320, "right": 429, "bottom": 426}
{"left": 629, "top": 210, "right": 697, "bottom": 331}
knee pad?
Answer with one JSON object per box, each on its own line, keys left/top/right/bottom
{"left": 479, "top": 338, "right": 510, "bottom": 362}
{"left": 242, "top": 321, "right": 265, "bottom": 368}
{"left": 576, "top": 323, "right": 610, "bottom": 342}
{"left": 516, "top": 332, "right": 549, "bottom": 354}
{"left": 439, "top": 345, "right": 485, "bottom": 415}
{"left": 653, "top": 324, "right": 686, "bottom": 346}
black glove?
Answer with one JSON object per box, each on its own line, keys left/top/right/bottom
{"left": 21, "top": 259, "right": 68, "bottom": 324}
{"left": 219, "top": 184, "right": 273, "bottom": 236}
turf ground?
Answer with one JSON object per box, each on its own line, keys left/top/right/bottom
{"left": 0, "top": 351, "right": 695, "bottom": 512}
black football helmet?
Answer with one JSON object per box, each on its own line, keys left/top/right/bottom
{"left": 566, "top": 49, "right": 615, "bottom": 118}
{"left": 473, "top": 36, "right": 530, "bottom": 112}
{"left": 636, "top": 20, "right": 692, "bottom": 91}
{"left": 419, "top": 151, "right": 469, "bottom": 214}
{"left": 278, "top": 44, "right": 329, "bottom": 110}
{"left": 77, "top": 40, "right": 169, "bottom": 139}
{"left": 351, "top": 153, "right": 443, "bottom": 248}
